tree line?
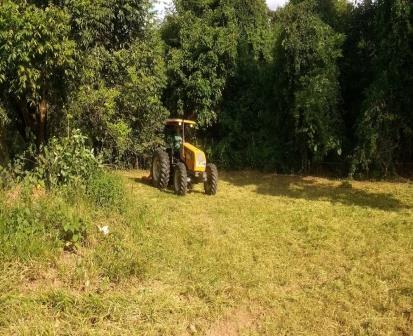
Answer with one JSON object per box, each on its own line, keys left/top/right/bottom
{"left": 0, "top": 0, "right": 412, "bottom": 177}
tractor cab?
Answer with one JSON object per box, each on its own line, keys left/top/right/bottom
{"left": 164, "top": 118, "right": 197, "bottom": 153}
{"left": 164, "top": 119, "right": 206, "bottom": 173}
{"left": 150, "top": 118, "right": 218, "bottom": 196}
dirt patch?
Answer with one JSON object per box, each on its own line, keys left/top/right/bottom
{"left": 31, "top": 185, "right": 46, "bottom": 201}
{"left": 4, "top": 185, "right": 21, "bottom": 206}
{"left": 206, "top": 305, "right": 262, "bottom": 336}
{"left": 21, "top": 264, "right": 63, "bottom": 292}
{"left": 4, "top": 185, "right": 47, "bottom": 206}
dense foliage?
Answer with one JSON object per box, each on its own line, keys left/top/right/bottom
{"left": 0, "top": 0, "right": 412, "bottom": 177}
{"left": 0, "top": 0, "right": 165, "bottom": 169}
{"left": 0, "top": 2, "right": 76, "bottom": 147}
{"left": 162, "top": 0, "right": 238, "bottom": 125}
{"left": 350, "top": 0, "right": 413, "bottom": 177}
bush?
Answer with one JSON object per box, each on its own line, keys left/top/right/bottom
{"left": 0, "top": 129, "right": 101, "bottom": 190}
{"left": 37, "top": 130, "right": 101, "bottom": 188}
{"left": 0, "top": 131, "right": 125, "bottom": 262}
{"left": 0, "top": 165, "right": 13, "bottom": 189}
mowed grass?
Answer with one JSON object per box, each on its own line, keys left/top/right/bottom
{"left": 1, "top": 170, "right": 412, "bottom": 335}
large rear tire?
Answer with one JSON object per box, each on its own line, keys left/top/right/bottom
{"left": 204, "top": 163, "right": 218, "bottom": 195}
{"left": 151, "top": 149, "right": 170, "bottom": 190}
{"left": 173, "top": 162, "right": 187, "bottom": 196}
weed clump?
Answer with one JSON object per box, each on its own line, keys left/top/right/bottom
{"left": 0, "top": 191, "right": 90, "bottom": 261}
{"left": 86, "top": 171, "right": 125, "bottom": 209}
{"left": 93, "top": 232, "right": 146, "bottom": 282}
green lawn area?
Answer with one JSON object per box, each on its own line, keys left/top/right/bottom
{"left": 1, "top": 171, "right": 412, "bottom": 335}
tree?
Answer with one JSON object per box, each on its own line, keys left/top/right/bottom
{"left": 67, "top": 35, "right": 168, "bottom": 164}
{"left": 290, "top": 0, "right": 350, "bottom": 30}
{"left": 61, "top": 0, "right": 167, "bottom": 165}
{"left": 213, "top": 0, "right": 276, "bottom": 168}
{"left": 351, "top": 0, "right": 413, "bottom": 176}
{"left": 0, "top": 2, "right": 76, "bottom": 147}
{"left": 339, "top": 0, "right": 376, "bottom": 156}
{"left": 162, "top": 0, "right": 238, "bottom": 126}
{"left": 273, "top": 1, "right": 344, "bottom": 170}
{"left": 65, "top": 0, "right": 150, "bottom": 51}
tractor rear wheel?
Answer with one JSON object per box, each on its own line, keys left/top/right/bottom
{"left": 151, "top": 149, "right": 170, "bottom": 189}
{"left": 173, "top": 162, "right": 187, "bottom": 196}
{"left": 204, "top": 163, "right": 218, "bottom": 195}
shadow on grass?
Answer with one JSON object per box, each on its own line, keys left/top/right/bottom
{"left": 221, "top": 171, "right": 410, "bottom": 211}
{"left": 129, "top": 176, "right": 173, "bottom": 194}
{"left": 131, "top": 176, "right": 152, "bottom": 186}
{"left": 130, "top": 176, "right": 206, "bottom": 195}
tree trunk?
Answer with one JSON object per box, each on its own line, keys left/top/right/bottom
{"left": 0, "top": 128, "right": 8, "bottom": 165}
{"left": 13, "top": 97, "right": 35, "bottom": 141}
{"left": 37, "top": 97, "right": 48, "bottom": 147}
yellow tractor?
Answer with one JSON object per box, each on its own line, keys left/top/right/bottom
{"left": 151, "top": 119, "right": 218, "bottom": 196}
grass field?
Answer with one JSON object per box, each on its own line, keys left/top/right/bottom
{"left": 1, "top": 170, "right": 412, "bottom": 335}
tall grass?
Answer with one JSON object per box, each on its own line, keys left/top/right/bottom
{"left": 0, "top": 170, "right": 412, "bottom": 335}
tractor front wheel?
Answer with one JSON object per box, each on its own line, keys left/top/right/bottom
{"left": 173, "top": 163, "right": 187, "bottom": 196}
{"left": 152, "top": 149, "right": 170, "bottom": 190}
{"left": 204, "top": 163, "right": 218, "bottom": 195}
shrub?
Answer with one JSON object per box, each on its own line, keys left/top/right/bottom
{"left": 36, "top": 130, "right": 101, "bottom": 189}
{"left": 0, "top": 165, "right": 13, "bottom": 189}
{"left": 0, "top": 129, "right": 101, "bottom": 190}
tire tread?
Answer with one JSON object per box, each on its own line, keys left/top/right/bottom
{"left": 204, "top": 163, "right": 218, "bottom": 195}
{"left": 174, "top": 162, "right": 187, "bottom": 196}
{"left": 152, "top": 149, "right": 170, "bottom": 189}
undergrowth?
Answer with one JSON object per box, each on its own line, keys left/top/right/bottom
{"left": 0, "top": 169, "right": 126, "bottom": 260}
{"left": 0, "top": 130, "right": 127, "bottom": 257}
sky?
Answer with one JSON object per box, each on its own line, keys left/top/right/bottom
{"left": 153, "top": 0, "right": 289, "bottom": 19}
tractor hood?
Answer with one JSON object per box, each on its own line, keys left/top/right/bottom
{"left": 182, "top": 142, "right": 207, "bottom": 172}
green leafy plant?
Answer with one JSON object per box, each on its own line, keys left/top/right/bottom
{"left": 59, "top": 213, "right": 88, "bottom": 250}
{"left": 35, "top": 130, "right": 101, "bottom": 189}
{"left": 1, "top": 129, "right": 101, "bottom": 190}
